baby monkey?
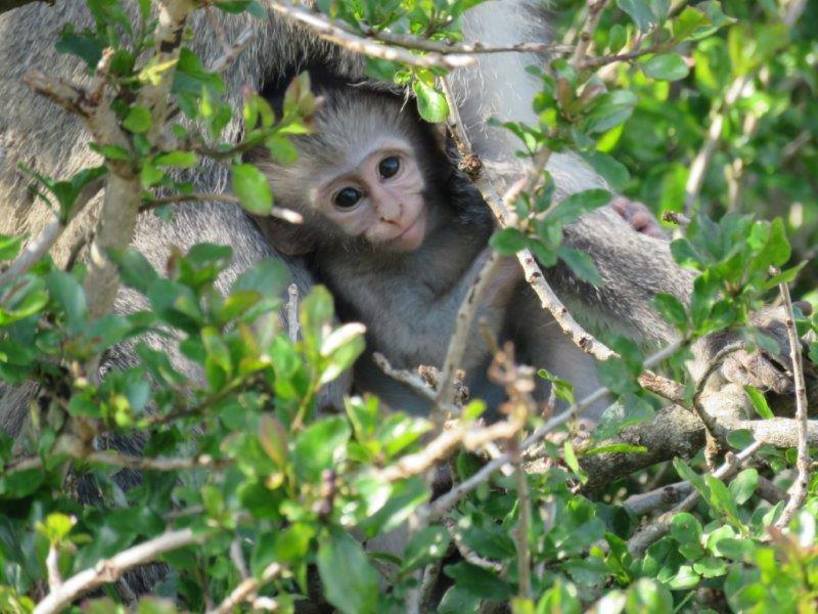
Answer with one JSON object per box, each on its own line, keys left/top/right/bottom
{"left": 250, "top": 80, "right": 669, "bottom": 415}
{"left": 251, "top": 83, "right": 522, "bottom": 411}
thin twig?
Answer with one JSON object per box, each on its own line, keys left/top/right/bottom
{"left": 46, "top": 544, "right": 63, "bottom": 591}
{"left": 512, "top": 438, "right": 531, "bottom": 599}
{"left": 287, "top": 283, "right": 300, "bottom": 342}
{"left": 362, "top": 25, "right": 571, "bottom": 57}
{"left": 775, "top": 279, "right": 811, "bottom": 528}
{"left": 571, "top": 0, "right": 608, "bottom": 66}
{"left": 229, "top": 538, "right": 250, "bottom": 580}
{"left": 142, "top": 192, "right": 304, "bottom": 224}
{"left": 209, "top": 25, "right": 256, "bottom": 73}
{"left": 441, "top": 77, "right": 617, "bottom": 364}
{"left": 375, "top": 415, "right": 523, "bottom": 483}
{"left": 207, "top": 561, "right": 284, "bottom": 614}
{"left": 436, "top": 251, "right": 505, "bottom": 407}
{"left": 622, "top": 481, "right": 692, "bottom": 517}
{"left": 444, "top": 518, "right": 504, "bottom": 573}
{"left": 269, "top": 2, "right": 475, "bottom": 69}
{"left": 423, "top": 340, "right": 687, "bottom": 521}
{"left": 34, "top": 528, "right": 207, "bottom": 614}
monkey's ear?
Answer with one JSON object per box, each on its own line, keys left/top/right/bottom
{"left": 254, "top": 216, "right": 317, "bottom": 256}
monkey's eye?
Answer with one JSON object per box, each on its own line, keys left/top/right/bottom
{"left": 378, "top": 156, "right": 400, "bottom": 179}
{"left": 334, "top": 187, "right": 363, "bottom": 209}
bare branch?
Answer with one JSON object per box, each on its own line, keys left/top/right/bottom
{"left": 269, "top": 1, "right": 474, "bottom": 69}
{"left": 83, "top": 0, "right": 194, "bottom": 320}
{"left": 444, "top": 79, "right": 618, "bottom": 364}
{"left": 374, "top": 416, "right": 523, "bottom": 483}
{"left": 512, "top": 438, "right": 531, "bottom": 599}
{"left": 623, "top": 481, "right": 692, "bottom": 517}
{"left": 34, "top": 528, "right": 207, "bottom": 614}
{"left": 774, "top": 279, "right": 811, "bottom": 527}
{"left": 287, "top": 283, "right": 300, "bottom": 342}
{"left": 571, "top": 0, "right": 608, "bottom": 66}
{"left": 207, "top": 561, "right": 284, "bottom": 614}
{"left": 436, "top": 250, "right": 506, "bottom": 407}
{"left": 362, "top": 25, "right": 571, "bottom": 57}
{"left": 444, "top": 518, "right": 504, "bottom": 574}
{"left": 46, "top": 544, "right": 63, "bottom": 591}
{"left": 424, "top": 383, "right": 610, "bottom": 522}
{"left": 142, "top": 192, "right": 303, "bottom": 224}
{"left": 209, "top": 24, "right": 256, "bottom": 73}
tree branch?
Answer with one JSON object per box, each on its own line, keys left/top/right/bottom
{"left": 34, "top": 528, "right": 207, "bottom": 614}
{"left": 269, "top": 1, "right": 474, "bottom": 69}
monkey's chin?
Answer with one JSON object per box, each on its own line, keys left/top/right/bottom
{"left": 388, "top": 211, "right": 427, "bottom": 252}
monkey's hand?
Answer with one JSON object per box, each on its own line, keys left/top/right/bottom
{"left": 690, "top": 302, "right": 815, "bottom": 418}
{"left": 611, "top": 197, "right": 667, "bottom": 239}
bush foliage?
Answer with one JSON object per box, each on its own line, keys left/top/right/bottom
{"left": 1, "top": 0, "right": 818, "bottom": 613}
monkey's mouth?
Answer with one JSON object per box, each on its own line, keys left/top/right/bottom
{"left": 388, "top": 210, "right": 426, "bottom": 251}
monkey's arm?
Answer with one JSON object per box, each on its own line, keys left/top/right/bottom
{"left": 338, "top": 247, "right": 522, "bottom": 374}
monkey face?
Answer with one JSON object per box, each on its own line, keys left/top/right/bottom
{"left": 315, "top": 139, "right": 429, "bottom": 252}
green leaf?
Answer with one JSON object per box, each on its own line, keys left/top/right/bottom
{"left": 232, "top": 163, "right": 273, "bottom": 215}
{"left": 743, "top": 386, "right": 773, "bottom": 420}
{"left": 625, "top": 578, "right": 673, "bottom": 613}
{"left": 412, "top": 78, "right": 449, "bottom": 123}
{"left": 693, "top": 556, "right": 728, "bottom": 578}
{"left": 654, "top": 293, "right": 687, "bottom": 329}
{"left": 490, "top": 228, "right": 527, "bottom": 255}
{"left": 0, "top": 234, "right": 24, "bottom": 261}
{"left": 640, "top": 53, "right": 690, "bottom": 81}
{"left": 122, "top": 106, "right": 152, "bottom": 134}
{"left": 56, "top": 26, "right": 105, "bottom": 68}
{"left": 110, "top": 248, "right": 159, "bottom": 294}
{"left": 729, "top": 468, "right": 758, "bottom": 505}
{"left": 583, "top": 91, "right": 638, "bottom": 134}
{"left": 670, "top": 513, "right": 703, "bottom": 546}
{"left": 444, "top": 562, "right": 514, "bottom": 600}
{"left": 582, "top": 443, "right": 647, "bottom": 456}
{"left": 402, "top": 526, "right": 451, "bottom": 572}
{"left": 317, "top": 528, "right": 379, "bottom": 614}
{"left": 558, "top": 246, "right": 602, "bottom": 286}
{"left": 292, "top": 416, "right": 350, "bottom": 482}
{"left": 46, "top": 270, "right": 87, "bottom": 333}
{"left": 154, "top": 151, "right": 199, "bottom": 168}
{"left": 319, "top": 322, "right": 366, "bottom": 385}
{"left": 548, "top": 189, "right": 612, "bottom": 226}
{"left": 616, "top": 0, "right": 657, "bottom": 32}
{"left": 581, "top": 151, "right": 630, "bottom": 192}
{"left": 265, "top": 136, "right": 299, "bottom": 165}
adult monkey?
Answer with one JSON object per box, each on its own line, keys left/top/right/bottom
{"left": 0, "top": 1, "right": 792, "bottom": 433}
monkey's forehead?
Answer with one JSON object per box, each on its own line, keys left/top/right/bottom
{"left": 297, "top": 104, "right": 417, "bottom": 165}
